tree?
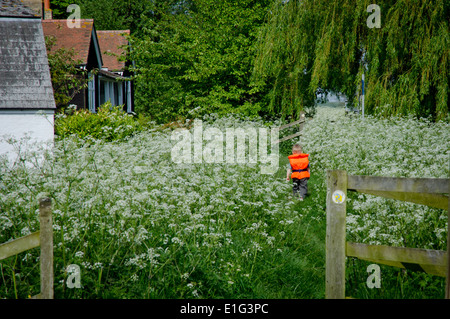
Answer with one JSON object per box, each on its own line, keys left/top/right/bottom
{"left": 253, "top": 0, "right": 449, "bottom": 120}
{"left": 128, "top": 0, "right": 274, "bottom": 123}
{"left": 49, "top": 0, "right": 276, "bottom": 122}
{"left": 48, "top": 0, "right": 74, "bottom": 19}
{"left": 50, "top": 0, "right": 153, "bottom": 32}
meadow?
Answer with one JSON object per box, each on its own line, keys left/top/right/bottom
{"left": 0, "top": 106, "right": 448, "bottom": 299}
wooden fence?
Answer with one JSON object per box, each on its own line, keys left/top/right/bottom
{"left": 274, "top": 111, "right": 306, "bottom": 144}
{"left": 0, "top": 197, "right": 53, "bottom": 299}
{"left": 325, "top": 170, "right": 450, "bottom": 299}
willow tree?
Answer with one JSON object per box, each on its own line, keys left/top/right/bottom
{"left": 253, "top": 0, "right": 449, "bottom": 120}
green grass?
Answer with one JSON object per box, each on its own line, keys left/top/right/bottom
{"left": 0, "top": 107, "right": 448, "bottom": 299}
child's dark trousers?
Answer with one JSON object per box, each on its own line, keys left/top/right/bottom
{"left": 292, "top": 178, "right": 308, "bottom": 199}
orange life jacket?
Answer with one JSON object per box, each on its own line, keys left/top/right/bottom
{"left": 288, "top": 153, "right": 310, "bottom": 179}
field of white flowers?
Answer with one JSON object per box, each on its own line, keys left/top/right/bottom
{"left": 301, "top": 107, "right": 449, "bottom": 251}
{"left": 0, "top": 106, "right": 448, "bottom": 299}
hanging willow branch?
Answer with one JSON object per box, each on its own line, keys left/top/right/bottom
{"left": 253, "top": 0, "right": 449, "bottom": 120}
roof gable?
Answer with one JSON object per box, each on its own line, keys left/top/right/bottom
{"left": 97, "top": 30, "right": 130, "bottom": 72}
{"left": 41, "top": 19, "right": 102, "bottom": 68}
{"left": 0, "top": 17, "right": 56, "bottom": 110}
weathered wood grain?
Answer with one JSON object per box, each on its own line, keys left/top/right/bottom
{"left": 0, "top": 232, "right": 40, "bottom": 261}
{"left": 446, "top": 179, "right": 450, "bottom": 298}
{"left": 348, "top": 175, "right": 448, "bottom": 194}
{"left": 325, "top": 170, "right": 347, "bottom": 299}
{"left": 346, "top": 242, "right": 447, "bottom": 277}
{"left": 39, "top": 197, "right": 53, "bottom": 299}
{"left": 350, "top": 189, "right": 448, "bottom": 210}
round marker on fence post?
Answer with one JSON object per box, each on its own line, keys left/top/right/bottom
{"left": 39, "top": 197, "right": 54, "bottom": 299}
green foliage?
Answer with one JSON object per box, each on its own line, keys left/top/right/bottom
{"left": 50, "top": 0, "right": 447, "bottom": 121}
{"left": 79, "top": 0, "right": 153, "bottom": 31}
{"left": 253, "top": 0, "right": 449, "bottom": 121}
{"left": 252, "top": 0, "right": 320, "bottom": 119}
{"left": 0, "top": 114, "right": 324, "bottom": 299}
{"left": 1, "top": 108, "right": 448, "bottom": 299}
{"left": 347, "top": 259, "right": 446, "bottom": 299}
{"left": 50, "top": 0, "right": 274, "bottom": 123}
{"left": 51, "top": 0, "right": 154, "bottom": 32}
{"left": 45, "top": 36, "right": 89, "bottom": 110}
{"left": 128, "top": 0, "right": 274, "bottom": 123}
{"left": 48, "top": 0, "right": 75, "bottom": 19}
{"left": 55, "top": 102, "right": 150, "bottom": 141}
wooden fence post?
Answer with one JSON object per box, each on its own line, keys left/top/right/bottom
{"left": 299, "top": 111, "right": 305, "bottom": 135}
{"left": 446, "top": 179, "right": 450, "bottom": 299}
{"left": 326, "top": 170, "right": 348, "bottom": 299}
{"left": 39, "top": 197, "right": 53, "bottom": 299}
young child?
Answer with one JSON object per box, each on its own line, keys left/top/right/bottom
{"left": 286, "top": 144, "right": 310, "bottom": 200}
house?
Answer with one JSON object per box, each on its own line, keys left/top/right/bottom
{"left": 41, "top": 19, "right": 102, "bottom": 113}
{"left": 41, "top": 20, "right": 134, "bottom": 113}
{"left": 0, "top": 0, "right": 56, "bottom": 163}
{"left": 97, "top": 30, "right": 134, "bottom": 114}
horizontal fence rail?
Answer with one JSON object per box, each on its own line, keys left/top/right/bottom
{"left": 0, "top": 197, "right": 53, "bottom": 299}
{"left": 347, "top": 175, "right": 449, "bottom": 193}
{"left": 326, "top": 170, "right": 450, "bottom": 299}
{"left": 347, "top": 175, "right": 448, "bottom": 210}
{"left": 274, "top": 111, "right": 306, "bottom": 144}
{"left": 346, "top": 242, "right": 447, "bottom": 278}
{"left": 0, "top": 232, "right": 41, "bottom": 261}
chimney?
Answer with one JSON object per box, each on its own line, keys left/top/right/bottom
{"left": 43, "top": 0, "right": 53, "bottom": 19}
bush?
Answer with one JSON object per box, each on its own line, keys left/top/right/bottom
{"left": 55, "top": 102, "right": 152, "bottom": 142}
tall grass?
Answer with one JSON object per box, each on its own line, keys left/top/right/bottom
{"left": 0, "top": 114, "right": 326, "bottom": 299}
{"left": 0, "top": 107, "right": 448, "bottom": 299}
{"left": 298, "top": 107, "right": 449, "bottom": 298}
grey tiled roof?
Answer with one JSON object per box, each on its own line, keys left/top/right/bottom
{"left": 0, "top": 0, "right": 40, "bottom": 18}
{"left": 0, "top": 17, "right": 56, "bottom": 110}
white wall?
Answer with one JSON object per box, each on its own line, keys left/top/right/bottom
{"left": 0, "top": 110, "right": 54, "bottom": 165}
